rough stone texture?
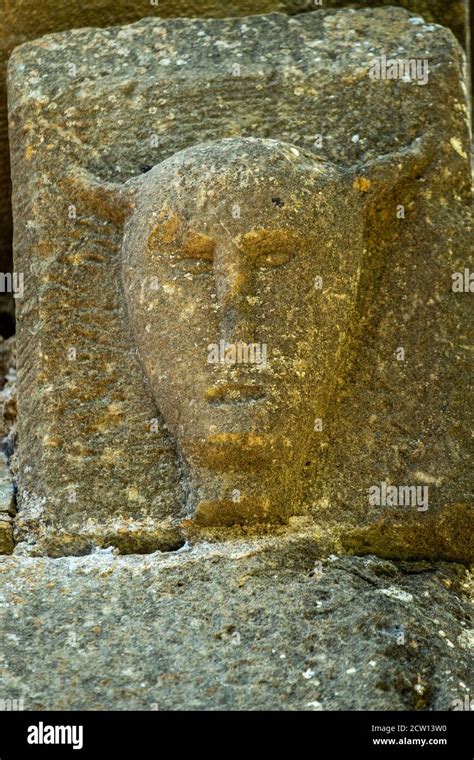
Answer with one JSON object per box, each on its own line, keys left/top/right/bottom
{"left": 0, "top": 536, "right": 472, "bottom": 710}
{"left": 0, "top": 336, "right": 16, "bottom": 553}
{"left": 7, "top": 9, "right": 472, "bottom": 559}
{"left": 325, "top": 1, "right": 469, "bottom": 49}
{"left": 0, "top": 1, "right": 469, "bottom": 283}
{"left": 0, "top": 0, "right": 313, "bottom": 283}
{"left": 0, "top": 335, "right": 17, "bottom": 442}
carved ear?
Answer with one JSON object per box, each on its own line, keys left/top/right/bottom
{"left": 349, "top": 136, "right": 433, "bottom": 200}
{"left": 59, "top": 166, "right": 146, "bottom": 224}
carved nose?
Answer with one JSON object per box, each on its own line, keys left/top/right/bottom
{"left": 214, "top": 255, "right": 255, "bottom": 342}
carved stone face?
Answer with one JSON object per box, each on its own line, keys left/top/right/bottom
{"left": 122, "top": 138, "right": 365, "bottom": 525}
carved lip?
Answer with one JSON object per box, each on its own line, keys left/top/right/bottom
{"left": 205, "top": 384, "right": 266, "bottom": 405}
{"left": 182, "top": 433, "right": 280, "bottom": 469}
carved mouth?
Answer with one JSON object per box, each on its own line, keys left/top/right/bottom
{"left": 182, "top": 433, "right": 276, "bottom": 469}
{"left": 205, "top": 384, "right": 266, "bottom": 405}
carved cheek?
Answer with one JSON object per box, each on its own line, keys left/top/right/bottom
{"left": 126, "top": 230, "right": 218, "bottom": 378}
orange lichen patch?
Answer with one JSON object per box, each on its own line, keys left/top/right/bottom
{"left": 33, "top": 241, "right": 57, "bottom": 259}
{"left": 205, "top": 384, "right": 265, "bottom": 402}
{"left": 239, "top": 228, "right": 302, "bottom": 266}
{"left": 0, "top": 521, "right": 14, "bottom": 554}
{"left": 181, "top": 231, "right": 215, "bottom": 261}
{"left": 83, "top": 404, "right": 124, "bottom": 434}
{"left": 178, "top": 519, "right": 194, "bottom": 530}
{"left": 65, "top": 251, "right": 106, "bottom": 265}
{"left": 353, "top": 176, "right": 371, "bottom": 192}
{"left": 148, "top": 208, "right": 182, "bottom": 245}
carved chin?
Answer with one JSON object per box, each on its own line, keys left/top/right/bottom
{"left": 194, "top": 495, "right": 277, "bottom": 527}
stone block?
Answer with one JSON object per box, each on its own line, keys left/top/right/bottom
{"left": 0, "top": 540, "right": 471, "bottom": 709}
{"left": 7, "top": 9, "right": 472, "bottom": 560}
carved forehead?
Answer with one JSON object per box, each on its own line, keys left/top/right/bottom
{"left": 136, "top": 138, "right": 343, "bottom": 211}
{"left": 121, "top": 139, "right": 357, "bottom": 251}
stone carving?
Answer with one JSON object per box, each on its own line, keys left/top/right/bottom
{"left": 70, "top": 137, "right": 368, "bottom": 526}
{"left": 67, "top": 137, "right": 433, "bottom": 529}
{"left": 1, "top": 1, "right": 472, "bottom": 719}
{"left": 8, "top": 10, "right": 472, "bottom": 560}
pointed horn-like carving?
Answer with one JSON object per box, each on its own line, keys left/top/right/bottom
{"left": 350, "top": 135, "right": 434, "bottom": 198}
{"left": 59, "top": 166, "right": 145, "bottom": 224}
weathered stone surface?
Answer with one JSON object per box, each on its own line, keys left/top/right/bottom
{"left": 8, "top": 9, "right": 472, "bottom": 559}
{"left": 0, "top": 335, "right": 16, "bottom": 441}
{"left": 0, "top": 337, "right": 16, "bottom": 553}
{"left": 0, "top": 1, "right": 469, "bottom": 280}
{"left": 324, "top": 1, "right": 469, "bottom": 49}
{"left": 0, "top": 454, "right": 14, "bottom": 515}
{"left": 0, "top": 535, "right": 472, "bottom": 710}
{"left": 0, "top": 1, "right": 313, "bottom": 281}
{"left": 0, "top": 515, "right": 13, "bottom": 553}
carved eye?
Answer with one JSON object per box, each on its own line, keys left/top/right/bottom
{"left": 174, "top": 232, "right": 215, "bottom": 272}
{"left": 148, "top": 225, "right": 215, "bottom": 272}
{"left": 239, "top": 229, "right": 300, "bottom": 268}
{"left": 179, "top": 232, "right": 215, "bottom": 262}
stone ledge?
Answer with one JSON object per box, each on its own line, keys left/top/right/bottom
{"left": 0, "top": 535, "right": 471, "bottom": 710}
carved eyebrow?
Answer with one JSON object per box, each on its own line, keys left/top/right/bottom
{"left": 148, "top": 223, "right": 215, "bottom": 261}
{"left": 238, "top": 228, "right": 302, "bottom": 266}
